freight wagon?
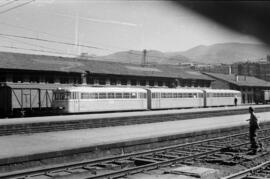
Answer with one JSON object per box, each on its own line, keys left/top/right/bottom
{"left": 0, "top": 83, "right": 72, "bottom": 117}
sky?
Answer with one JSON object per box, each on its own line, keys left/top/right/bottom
{"left": 0, "top": 0, "right": 263, "bottom": 57}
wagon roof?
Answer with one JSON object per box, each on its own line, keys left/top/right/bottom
{"left": 0, "top": 82, "right": 88, "bottom": 89}
{"left": 0, "top": 51, "right": 213, "bottom": 81}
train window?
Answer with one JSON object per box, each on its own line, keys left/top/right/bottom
{"left": 199, "top": 93, "right": 203, "bottom": 98}
{"left": 123, "top": 93, "right": 130, "bottom": 98}
{"left": 108, "top": 93, "right": 115, "bottom": 99}
{"left": 193, "top": 93, "right": 197, "bottom": 98}
{"left": 152, "top": 93, "right": 155, "bottom": 98}
{"left": 177, "top": 93, "right": 182, "bottom": 98}
{"left": 99, "top": 93, "right": 107, "bottom": 99}
{"left": 131, "top": 92, "right": 137, "bottom": 98}
{"left": 116, "top": 93, "right": 123, "bottom": 98}
{"left": 81, "top": 93, "right": 89, "bottom": 99}
{"left": 139, "top": 93, "right": 146, "bottom": 99}
{"left": 173, "top": 93, "right": 177, "bottom": 98}
{"left": 89, "top": 93, "right": 98, "bottom": 99}
{"left": 166, "top": 93, "right": 172, "bottom": 98}
{"left": 161, "top": 93, "right": 166, "bottom": 98}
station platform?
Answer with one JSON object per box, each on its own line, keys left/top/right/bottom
{"left": 0, "top": 105, "right": 270, "bottom": 136}
{"left": 1, "top": 104, "right": 270, "bottom": 125}
{"left": 0, "top": 108, "right": 270, "bottom": 171}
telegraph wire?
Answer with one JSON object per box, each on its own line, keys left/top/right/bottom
{"left": 0, "top": 0, "right": 35, "bottom": 15}
{"left": 0, "top": 35, "right": 72, "bottom": 54}
{"left": 0, "top": 33, "right": 110, "bottom": 51}
{"left": 0, "top": 0, "right": 18, "bottom": 8}
{"left": 0, "top": 45, "right": 78, "bottom": 56}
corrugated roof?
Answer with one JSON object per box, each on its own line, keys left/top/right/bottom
{"left": 0, "top": 51, "right": 212, "bottom": 81}
{"left": 204, "top": 72, "right": 270, "bottom": 87}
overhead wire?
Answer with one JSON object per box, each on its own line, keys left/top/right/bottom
{"left": 0, "top": 45, "right": 78, "bottom": 56}
{"left": 0, "top": 32, "right": 111, "bottom": 51}
{"left": 0, "top": 35, "right": 74, "bottom": 55}
{"left": 0, "top": 0, "right": 18, "bottom": 8}
{"left": 0, "top": 0, "right": 35, "bottom": 15}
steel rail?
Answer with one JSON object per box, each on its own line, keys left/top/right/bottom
{"left": 1, "top": 129, "right": 269, "bottom": 179}
{"left": 222, "top": 161, "right": 270, "bottom": 179}
{"left": 85, "top": 135, "right": 270, "bottom": 179}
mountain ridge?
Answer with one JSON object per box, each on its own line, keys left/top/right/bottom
{"left": 80, "top": 42, "right": 270, "bottom": 65}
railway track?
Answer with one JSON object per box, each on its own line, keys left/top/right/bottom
{"left": 1, "top": 128, "right": 270, "bottom": 179}
{"left": 223, "top": 161, "right": 270, "bottom": 179}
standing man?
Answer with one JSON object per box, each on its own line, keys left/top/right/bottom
{"left": 247, "top": 107, "right": 261, "bottom": 155}
{"left": 234, "top": 96, "right": 238, "bottom": 106}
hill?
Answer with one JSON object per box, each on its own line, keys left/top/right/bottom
{"left": 81, "top": 50, "right": 192, "bottom": 65}
{"left": 180, "top": 42, "right": 270, "bottom": 64}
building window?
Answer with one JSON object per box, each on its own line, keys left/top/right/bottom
{"left": 98, "top": 78, "right": 106, "bottom": 85}
{"left": 30, "top": 75, "right": 40, "bottom": 83}
{"left": 140, "top": 80, "right": 146, "bottom": 86}
{"left": 131, "top": 79, "right": 137, "bottom": 86}
{"left": 60, "top": 77, "right": 69, "bottom": 84}
{"left": 110, "top": 78, "right": 117, "bottom": 85}
{"left": 157, "top": 81, "right": 163, "bottom": 86}
{"left": 149, "top": 80, "right": 154, "bottom": 87}
{"left": 121, "top": 79, "right": 127, "bottom": 85}
{"left": 13, "top": 74, "right": 23, "bottom": 83}
{"left": 45, "top": 76, "right": 54, "bottom": 83}
{"left": 165, "top": 81, "right": 170, "bottom": 87}
{"left": 87, "top": 77, "right": 94, "bottom": 84}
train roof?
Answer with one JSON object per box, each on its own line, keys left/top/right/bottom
{"left": 148, "top": 88, "right": 203, "bottom": 93}
{"left": 203, "top": 89, "right": 241, "bottom": 93}
{"left": 54, "top": 87, "right": 147, "bottom": 93}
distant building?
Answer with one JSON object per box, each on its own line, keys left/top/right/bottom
{"left": 0, "top": 51, "right": 213, "bottom": 88}
{"left": 231, "top": 56, "right": 270, "bottom": 81}
{"left": 203, "top": 72, "right": 270, "bottom": 103}
{"left": 193, "top": 64, "right": 231, "bottom": 74}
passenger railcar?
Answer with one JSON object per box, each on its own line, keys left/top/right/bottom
{"left": 203, "top": 89, "right": 242, "bottom": 107}
{"left": 52, "top": 87, "right": 243, "bottom": 114}
{"left": 147, "top": 88, "right": 204, "bottom": 109}
{"left": 52, "top": 87, "right": 148, "bottom": 113}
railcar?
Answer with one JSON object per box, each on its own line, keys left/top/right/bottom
{"left": 52, "top": 87, "right": 148, "bottom": 113}
{"left": 203, "top": 89, "right": 242, "bottom": 107}
{"left": 147, "top": 88, "right": 204, "bottom": 109}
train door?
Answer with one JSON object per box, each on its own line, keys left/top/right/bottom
{"left": 22, "top": 89, "right": 31, "bottom": 109}
{"left": 203, "top": 90, "right": 207, "bottom": 107}
{"left": 73, "top": 92, "right": 80, "bottom": 112}
{"left": 146, "top": 89, "right": 152, "bottom": 109}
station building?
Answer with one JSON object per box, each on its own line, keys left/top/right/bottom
{"left": 0, "top": 51, "right": 213, "bottom": 88}
{"left": 203, "top": 72, "right": 270, "bottom": 103}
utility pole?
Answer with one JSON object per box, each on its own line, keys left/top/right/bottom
{"left": 142, "top": 49, "right": 147, "bottom": 66}
{"left": 75, "top": 13, "right": 81, "bottom": 55}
